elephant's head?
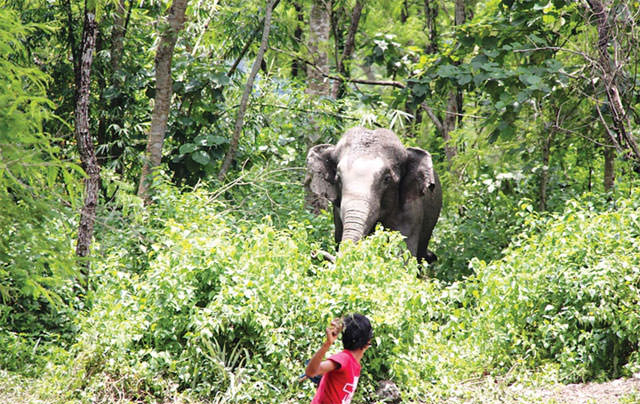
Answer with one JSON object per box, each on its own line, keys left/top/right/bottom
{"left": 305, "top": 127, "right": 438, "bottom": 245}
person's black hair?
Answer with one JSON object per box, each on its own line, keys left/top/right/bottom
{"left": 342, "top": 313, "right": 373, "bottom": 350}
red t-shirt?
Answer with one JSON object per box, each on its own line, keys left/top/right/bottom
{"left": 311, "top": 350, "right": 361, "bottom": 404}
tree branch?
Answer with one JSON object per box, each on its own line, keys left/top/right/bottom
{"left": 270, "top": 46, "right": 406, "bottom": 88}
{"left": 219, "top": 0, "right": 276, "bottom": 180}
{"left": 331, "top": 0, "right": 363, "bottom": 98}
{"left": 420, "top": 102, "right": 444, "bottom": 132}
{"left": 227, "top": 0, "right": 281, "bottom": 77}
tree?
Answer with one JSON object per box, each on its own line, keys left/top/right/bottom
{"left": 138, "top": 0, "right": 189, "bottom": 202}
{"left": 96, "top": 0, "right": 133, "bottom": 170}
{"left": 0, "top": 7, "right": 79, "bottom": 309}
{"left": 291, "top": 1, "right": 305, "bottom": 78}
{"left": 306, "top": 0, "right": 331, "bottom": 97}
{"left": 583, "top": 0, "right": 640, "bottom": 191}
{"left": 74, "top": 0, "right": 100, "bottom": 272}
{"left": 437, "top": 0, "right": 466, "bottom": 171}
{"left": 330, "top": 0, "right": 364, "bottom": 99}
{"left": 218, "top": 0, "right": 277, "bottom": 180}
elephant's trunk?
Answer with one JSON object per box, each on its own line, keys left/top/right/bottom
{"left": 341, "top": 199, "right": 372, "bottom": 242}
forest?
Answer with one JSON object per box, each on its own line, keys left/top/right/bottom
{"left": 1, "top": 0, "right": 640, "bottom": 402}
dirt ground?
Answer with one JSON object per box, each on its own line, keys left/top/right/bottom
{"left": 510, "top": 374, "right": 640, "bottom": 404}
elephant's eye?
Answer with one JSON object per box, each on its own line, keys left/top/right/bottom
{"left": 383, "top": 173, "right": 393, "bottom": 184}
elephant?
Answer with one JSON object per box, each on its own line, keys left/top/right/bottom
{"left": 305, "top": 126, "right": 442, "bottom": 263}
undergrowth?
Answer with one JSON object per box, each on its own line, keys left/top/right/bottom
{"left": 1, "top": 178, "right": 639, "bottom": 403}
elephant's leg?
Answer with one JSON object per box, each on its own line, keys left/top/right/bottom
{"left": 416, "top": 227, "right": 436, "bottom": 263}
{"left": 391, "top": 204, "right": 423, "bottom": 258}
{"left": 425, "top": 250, "right": 437, "bottom": 263}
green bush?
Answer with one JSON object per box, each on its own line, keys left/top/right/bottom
{"left": 0, "top": 8, "right": 81, "bottom": 350}
{"left": 432, "top": 173, "right": 531, "bottom": 281}
{"left": 466, "top": 193, "right": 640, "bottom": 382}
{"left": 15, "top": 180, "right": 640, "bottom": 402}
{"left": 71, "top": 185, "right": 466, "bottom": 402}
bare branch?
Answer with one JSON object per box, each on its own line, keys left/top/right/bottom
{"left": 270, "top": 46, "right": 406, "bottom": 89}
{"left": 513, "top": 46, "right": 600, "bottom": 67}
{"left": 312, "top": 250, "right": 336, "bottom": 263}
{"left": 420, "top": 102, "right": 444, "bottom": 132}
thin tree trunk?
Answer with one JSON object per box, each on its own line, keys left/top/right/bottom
{"left": 604, "top": 143, "right": 615, "bottom": 192}
{"left": 442, "top": 90, "right": 460, "bottom": 165}
{"left": 331, "top": 0, "right": 363, "bottom": 99}
{"left": 539, "top": 132, "right": 552, "bottom": 210}
{"left": 111, "top": 0, "right": 128, "bottom": 75}
{"left": 138, "top": 0, "right": 189, "bottom": 202}
{"left": 400, "top": 0, "right": 409, "bottom": 23}
{"left": 74, "top": 3, "right": 99, "bottom": 273}
{"left": 227, "top": 0, "right": 281, "bottom": 77}
{"left": 291, "top": 2, "right": 305, "bottom": 78}
{"left": 97, "top": 0, "right": 131, "bottom": 169}
{"left": 218, "top": 0, "right": 276, "bottom": 180}
{"left": 423, "top": 0, "right": 438, "bottom": 54}
{"left": 62, "top": 0, "right": 80, "bottom": 95}
{"left": 437, "top": 0, "right": 465, "bottom": 173}
{"left": 588, "top": 0, "right": 640, "bottom": 161}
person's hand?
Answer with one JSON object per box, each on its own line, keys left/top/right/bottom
{"left": 324, "top": 318, "right": 343, "bottom": 346}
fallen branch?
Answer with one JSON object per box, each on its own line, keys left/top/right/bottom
{"left": 312, "top": 250, "right": 336, "bottom": 263}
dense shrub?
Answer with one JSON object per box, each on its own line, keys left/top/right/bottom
{"left": 6, "top": 176, "right": 640, "bottom": 403}
{"left": 465, "top": 193, "right": 640, "bottom": 382}
{"left": 432, "top": 172, "right": 531, "bottom": 281}
{"left": 0, "top": 8, "right": 81, "bottom": 352}
{"left": 69, "top": 185, "right": 468, "bottom": 402}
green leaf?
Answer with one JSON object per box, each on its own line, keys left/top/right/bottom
{"left": 179, "top": 143, "right": 198, "bottom": 154}
{"left": 436, "top": 64, "right": 458, "bottom": 78}
{"left": 191, "top": 150, "right": 211, "bottom": 165}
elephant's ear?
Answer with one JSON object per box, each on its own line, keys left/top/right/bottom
{"left": 402, "top": 147, "right": 437, "bottom": 197}
{"left": 305, "top": 144, "right": 338, "bottom": 210}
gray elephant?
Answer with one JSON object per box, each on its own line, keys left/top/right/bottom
{"left": 305, "top": 126, "right": 442, "bottom": 263}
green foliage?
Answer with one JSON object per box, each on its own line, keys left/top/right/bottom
{"left": 69, "top": 185, "right": 456, "bottom": 401}
{"left": 2, "top": 173, "right": 640, "bottom": 403}
{"left": 3, "top": 0, "right": 640, "bottom": 402}
{"left": 466, "top": 193, "right": 640, "bottom": 382}
{"left": 0, "top": 7, "right": 81, "bottom": 340}
{"left": 432, "top": 172, "right": 532, "bottom": 281}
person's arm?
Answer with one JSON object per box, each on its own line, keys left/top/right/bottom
{"left": 305, "top": 319, "right": 342, "bottom": 378}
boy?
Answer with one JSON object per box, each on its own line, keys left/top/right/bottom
{"left": 305, "top": 313, "right": 373, "bottom": 404}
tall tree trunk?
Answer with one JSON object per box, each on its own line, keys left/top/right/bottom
{"left": 97, "top": 0, "right": 132, "bottom": 168}
{"left": 218, "top": 0, "right": 276, "bottom": 180}
{"left": 330, "top": 0, "right": 363, "bottom": 99}
{"left": 604, "top": 142, "right": 615, "bottom": 192}
{"left": 400, "top": 0, "right": 409, "bottom": 23}
{"left": 111, "top": 0, "right": 128, "bottom": 75}
{"left": 442, "top": 90, "right": 460, "bottom": 165}
{"left": 74, "top": 2, "right": 99, "bottom": 276}
{"left": 304, "top": 0, "right": 331, "bottom": 211}
{"left": 438, "top": 0, "right": 465, "bottom": 173}
{"left": 291, "top": 2, "right": 305, "bottom": 78}
{"left": 62, "top": 0, "right": 80, "bottom": 95}
{"left": 306, "top": 0, "right": 331, "bottom": 97}
{"left": 137, "top": 0, "right": 189, "bottom": 202}
{"left": 227, "top": 0, "right": 280, "bottom": 78}
{"left": 423, "top": 0, "right": 438, "bottom": 54}
{"left": 588, "top": 0, "right": 640, "bottom": 162}
{"left": 539, "top": 131, "right": 552, "bottom": 210}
